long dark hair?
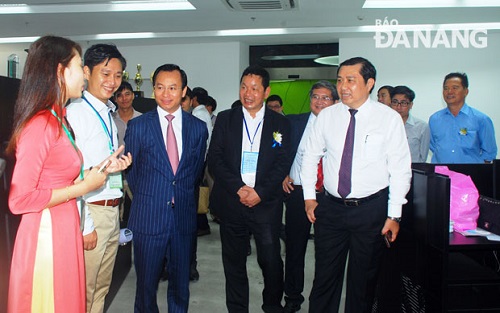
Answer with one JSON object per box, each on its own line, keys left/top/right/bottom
{"left": 6, "top": 35, "right": 82, "bottom": 154}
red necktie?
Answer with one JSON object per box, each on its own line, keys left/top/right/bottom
{"left": 315, "top": 158, "right": 324, "bottom": 192}
{"left": 165, "top": 114, "right": 179, "bottom": 174}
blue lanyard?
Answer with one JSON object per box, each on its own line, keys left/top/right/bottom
{"left": 50, "top": 109, "right": 84, "bottom": 180}
{"left": 243, "top": 117, "right": 263, "bottom": 152}
{"left": 82, "top": 95, "right": 114, "bottom": 153}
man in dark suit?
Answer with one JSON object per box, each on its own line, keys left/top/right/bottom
{"left": 125, "top": 64, "right": 208, "bottom": 313}
{"left": 281, "top": 80, "right": 339, "bottom": 313}
{"left": 208, "top": 65, "right": 291, "bottom": 313}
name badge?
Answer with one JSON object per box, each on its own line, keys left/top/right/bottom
{"left": 241, "top": 151, "right": 259, "bottom": 174}
{"left": 108, "top": 172, "right": 123, "bottom": 189}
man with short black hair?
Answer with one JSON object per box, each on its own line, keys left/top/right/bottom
{"left": 206, "top": 95, "right": 217, "bottom": 126}
{"left": 125, "top": 64, "right": 208, "bottom": 312}
{"left": 429, "top": 72, "right": 497, "bottom": 163}
{"left": 209, "top": 65, "right": 291, "bottom": 313}
{"left": 301, "top": 57, "right": 411, "bottom": 313}
{"left": 390, "top": 85, "right": 430, "bottom": 163}
{"left": 190, "top": 86, "right": 213, "bottom": 281}
{"left": 377, "top": 85, "right": 393, "bottom": 106}
{"left": 282, "top": 80, "right": 339, "bottom": 313}
{"left": 267, "top": 94, "right": 284, "bottom": 115}
{"left": 181, "top": 86, "right": 193, "bottom": 113}
{"left": 67, "top": 43, "right": 131, "bottom": 313}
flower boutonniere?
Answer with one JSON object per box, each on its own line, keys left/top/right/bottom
{"left": 459, "top": 128, "right": 468, "bottom": 136}
{"left": 272, "top": 131, "right": 283, "bottom": 147}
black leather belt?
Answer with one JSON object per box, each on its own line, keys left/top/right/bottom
{"left": 88, "top": 198, "right": 121, "bottom": 207}
{"left": 325, "top": 187, "right": 388, "bottom": 207}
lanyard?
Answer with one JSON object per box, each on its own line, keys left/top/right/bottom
{"left": 50, "top": 109, "right": 84, "bottom": 180}
{"left": 82, "top": 95, "right": 114, "bottom": 154}
{"left": 243, "top": 117, "right": 263, "bottom": 152}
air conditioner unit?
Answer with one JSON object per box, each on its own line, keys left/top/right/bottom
{"left": 222, "top": 0, "right": 297, "bottom": 11}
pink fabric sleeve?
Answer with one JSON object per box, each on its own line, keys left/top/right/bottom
{"left": 8, "top": 113, "right": 56, "bottom": 214}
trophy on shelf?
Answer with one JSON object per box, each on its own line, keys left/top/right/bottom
{"left": 134, "top": 64, "right": 144, "bottom": 97}
{"left": 134, "top": 64, "right": 143, "bottom": 91}
{"left": 122, "top": 70, "right": 129, "bottom": 81}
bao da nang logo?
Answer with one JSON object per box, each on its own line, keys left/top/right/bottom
{"left": 373, "top": 18, "right": 488, "bottom": 49}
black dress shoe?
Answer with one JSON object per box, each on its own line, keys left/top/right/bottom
{"left": 283, "top": 302, "right": 301, "bottom": 313}
{"left": 189, "top": 268, "right": 199, "bottom": 281}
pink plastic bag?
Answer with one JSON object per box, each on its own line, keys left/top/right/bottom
{"left": 435, "top": 166, "right": 480, "bottom": 231}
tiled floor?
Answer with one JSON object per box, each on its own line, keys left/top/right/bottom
{"left": 106, "top": 220, "right": 320, "bottom": 312}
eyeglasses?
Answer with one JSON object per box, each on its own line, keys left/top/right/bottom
{"left": 311, "top": 94, "right": 333, "bottom": 102}
{"left": 390, "top": 99, "right": 411, "bottom": 107}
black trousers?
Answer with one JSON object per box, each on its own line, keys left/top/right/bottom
{"left": 283, "top": 186, "right": 323, "bottom": 306}
{"left": 220, "top": 208, "right": 284, "bottom": 313}
{"left": 308, "top": 189, "right": 388, "bottom": 313}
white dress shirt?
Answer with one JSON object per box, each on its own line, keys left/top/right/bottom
{"left": 112, "top": 109, "right": 142, "bottom": 147}
{"left": 301, "top": 98, "right": 412, "bottom": 217}
{"left": 157, "top": 106, "right": 183, "bottom": 159}
{"left": 289, "top": 113, "right": 315, "bottom": 185}
{"left": 67, "top": 90, "right": 123, "bottom": 234}
{"left": 404, "top": 114, "right": 430, "bottom": 163}
{"left": 192, "top": 104, "right": 213, "bottom": 152}
{"left": 241, "top": 105, "right": 265, "bottom": 188}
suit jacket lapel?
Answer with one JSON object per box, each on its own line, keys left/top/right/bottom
{"left": 299, "top": 113, "right": 309, "bottom": 134}
{"left": 179, "top": 111, "right": 191, "bottom": 171}
{"left": 257, "top": 109, "right": 274, "bottom": 172}
{"left": 231, "top": 108, "right": 244, "bottom": 166}
{"left": 150, "top": 109, "right": 174, "bottom": 174}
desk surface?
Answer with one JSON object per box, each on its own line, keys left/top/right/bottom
{"left": 449, "top": 232, "right": 500, "bottom": 250}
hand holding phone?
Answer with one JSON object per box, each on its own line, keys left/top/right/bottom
{"left": 384, "top": 230, "right": 392, "bottom": 248}
{"left": 97, "top": 159, "right": 112, "bottom": 174}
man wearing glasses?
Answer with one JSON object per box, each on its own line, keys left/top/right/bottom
{"left": 281, "top": 80, "right": 339, "bottom": 313}
{"left": 266, "top": 94, "right": 285, "bottom": 115}
{"left": 390, "top": 85, "right": 430, "bottom": 163}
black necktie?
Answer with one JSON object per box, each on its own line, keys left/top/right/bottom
{"left": 338, "top": 109, "right": 357, "bottom": 198}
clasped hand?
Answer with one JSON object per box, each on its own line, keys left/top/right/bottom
{"left": 237, "top": 185, "right": 261, "bottom": 208}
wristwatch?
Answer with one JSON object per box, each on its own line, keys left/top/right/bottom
{"left": 388, "top": 216, "right": 401, "bottom": 223}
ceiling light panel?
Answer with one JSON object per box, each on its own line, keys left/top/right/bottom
{"left": 0, "top": 0, "right": 195, "bottom": 14}
{"left": 363, "top": 0, "right": 500, "bottom": 8}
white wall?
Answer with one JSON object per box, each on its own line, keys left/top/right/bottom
{"left": 106, "top": 41, "right": 245, "bottom": 113}
{"left": 0, "top": 41, "right": 247, "bottom": 113}
{"left": 3, "top": 34, "right": 499, "bottom": 152}
{"left": 340, "top": 33, "right": 500, "bottom": 153}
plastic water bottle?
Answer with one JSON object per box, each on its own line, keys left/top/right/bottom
{"left": 7, "top": 54, "right": 19, "bottom": 78}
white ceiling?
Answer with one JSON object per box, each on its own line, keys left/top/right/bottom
{"left": 0, "top": 0, "right": 499, "bottom": 46}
